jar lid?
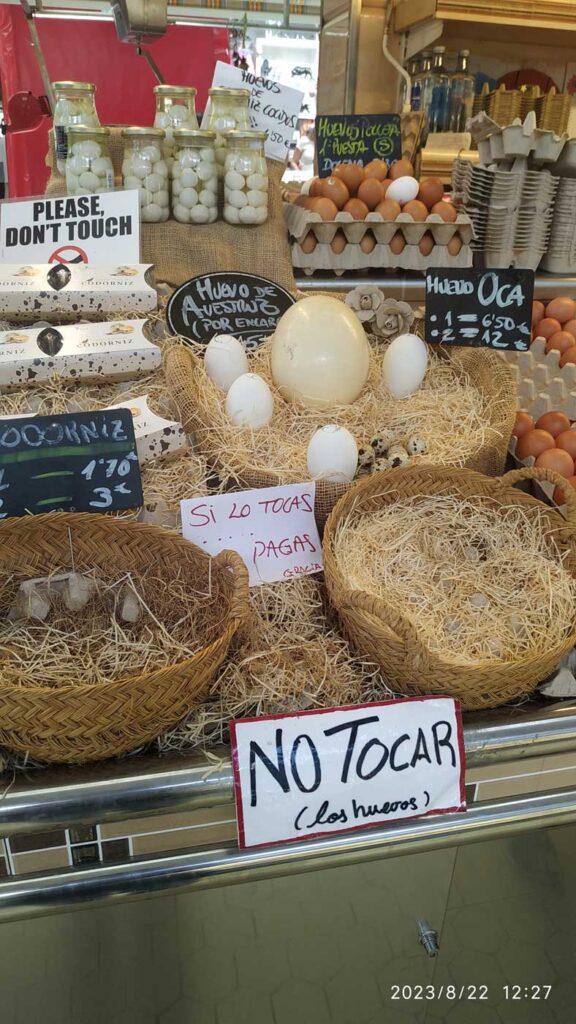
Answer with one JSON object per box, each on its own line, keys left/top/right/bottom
{"left": 67, "top": 125, "right": 110, "bottom": 136}
{"left": 225, "top": 129, "right": 268, "bottom": 142}
{"left": 209, "top": 87, "right": 251, "bottom": 99}
{"left": 173, "top": 129, "right": 217, "bottom": 142}
{"left": 153, "top": 84, "right": 197, "bottom": 96}
{"left": 52, "top": 81, "right": 95, "bottom": 93}
{"left": 122, "top": 126, "right": 165, "bottom": 138}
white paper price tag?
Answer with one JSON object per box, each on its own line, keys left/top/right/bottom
{"left": 181, "top": 482, "right": 322, "bottom": 586}
{"left": 230, "top": 698, "right": 465, "bottom": 848}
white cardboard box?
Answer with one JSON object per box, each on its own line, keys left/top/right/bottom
{"left": 0, "top": 264, "right": 157, "bottom": 318}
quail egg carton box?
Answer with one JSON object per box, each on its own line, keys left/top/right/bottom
{"left": 290, "top": 240, "right": 473, "bottom": 276}
{"left": 0, "top": 319, "right": 161, "bottom": 392}
{"left": 283, "top": 203, "right": 474, "bottom": 248}
{"left": 0, "top": 265, "right": 157, "bottom": 322}
{"left": 105, "top": 394, "right": 187, "bottom": 465}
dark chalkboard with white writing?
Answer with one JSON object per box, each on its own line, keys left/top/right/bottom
{"left": 167, "top": 272, "right": 296, "bottom": 351}
{"left": 0, "top": 409, "right": 142, "bottom": 519}
{"left": 425, "top": 268, "right": 534, "bottom": 351}
{"left": 315, "top": 114, "right": 402, "bottom": 177}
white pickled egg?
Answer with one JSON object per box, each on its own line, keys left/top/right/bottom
{"left": 386, "top": 176, "right": 420, "bottom": 205}
{"left": 145, "top": 172, "right": 164, "bottom": 192}
{"left": 92, "top": 157, "right": 112, "bottom": 176}
{"left": 66, "top": 172, "right": 79, "bottom": 190}
{"left": 142, "top": 144, "right": 162, "bottom": 162}
{"left": 247, "top": 189, "right": 267, "bottom": 208}
{"left": 382, "top": 333, "right": 429, "bottom": 398}
{"left": 180, "top": 187, "right": 199, "bottom": 208}
{"left": 173, "top": 204, "right": 190, "bottom": 222}
{"left": 199, "top": 189, "right": 217, "bottom": 207}
{"left": 172, "top": 180, "right": 182, "bottom": 197}
{"left": 190, "top": 205, "right": 210, "bottom": 223}
{"left": 138, "top": 187, "right": 152, "bottom": 206}
{"left": 197, "top": 161, "right": 215, "bottom": 181}
{"left": 153, "top": 190, "right": 170, "bottom": 207}
{"left": 180, "top": 168, "right": 198, "bottom": 189}
{"left": 130, "top": 157, "right": 152, "bottom": 179}
{"left": 172, "top": 162, "right": 182, "bottom": 179}
{"left": 225, "top": 170, "right": 245, "bottom": 190}
{"left": 170, "top": 103, "right": 190, "bottom": 122}
{"left": 205, "top": 334, "right": 249, "bottom": 392}
{"left": 225, "top": 373, "right": 274, "bottom": 428}
{"left": 142, "top": 203, "right": 163, "bottom": 221}
{"left": 247, "top": 173, "right": 267, "bottom": 190}
{"left": 68, "top": 155, "right": 86, "bottom": 175}
{"left": 78, "top": 171, "right": 100, "bottom": 190}
{"left": 200, "top": 147, "right": 215, "bottom": 162}
{"left": 224, "top": 205, "right": 240, "bottom": 224}
{"left": 307, "top": 425, "right": 358, "bottom": 482}
{"left": 73, "top": 140, "right": 101, "bottom": 159}
{"left": 239, "top": 206, "right": 258, "bottom": 224}
{"left": 124, "top": 175, "right": 141, "bottom": 191}
{"left": 228, "top": 189, "right": 248, "bottom": 209}
{"left": 152, "top": 159, "right": 168, "bottom": 177}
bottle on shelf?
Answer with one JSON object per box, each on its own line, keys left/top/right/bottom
{"left": 428, "top": 47, "right": 451, "bottom": 134}
{"left": 413, "top": 52, "right": 433, "bottom": 139}
{"left": 449, "top": 49, "right": 475, "bottom": 132}
{"left": 400, "top": 58, "right": 419, "bottom": 112}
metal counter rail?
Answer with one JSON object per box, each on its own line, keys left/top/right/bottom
{"left": 1, "top": 786, "right": 575, "bottom": 922}
{"left": 1, "top": 702, "right": 576, "bottom": 838}
{"left": 295, "top": 272, "right": 576, "bottom": 300}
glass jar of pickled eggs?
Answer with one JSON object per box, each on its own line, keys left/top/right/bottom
{"left": 52, "top": 81, "right": 100, "bottom": 174}
{"left": 121, "top": 127, "right": 169, "bottom": 223}
{"left": 206, "top": 87, "right": 251, "bottom": 171}
{"left": 153, "top": 85, "right": 198, "bottom": 165}
{"left": 223, "top": 130, "right": 268, "bottom": 226}
{"left": 65, "top": 126, "right": 114, "bottom": 196}
{"left": 171, "top": 130, "right": 218, "bottom": 224}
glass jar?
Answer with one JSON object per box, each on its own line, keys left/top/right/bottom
{"left": 52, "top": 81, "right": 99, "bottom": 174}
{"left": 172, "top": 130, "right": 218, "bottom": 224}
{"left": 121, "top": 127, "right": 169, "bottom": 223}
{"left": 223, "top": 130, "right": 268, "bottom": 226}
{"left": 65, "top": 126, "right": 114, "bottom": 196}
{"left": 153, "top": 85, "right": 198, "bottom": 165}
{"left": 206, "top": 87, "right": 251, "bottom": 171}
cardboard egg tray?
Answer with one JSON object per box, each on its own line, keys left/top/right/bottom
{"left": 470, "top": 111, "right": 567, "bottom": 165}
{"left": 539, "top": 178, "right": 576, "bottom": 273}
{"left": 284, "top": 202, "right": 474, "bottom": 248}
{"left": 290, "top": 240, "right": 472, "bottom": 275}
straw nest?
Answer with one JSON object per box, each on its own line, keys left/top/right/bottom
{"left": 174, "top": 334, "right": 512, "bottom": 485}
{"left": 332, "top": 493, "right": 576, "bottom": 666}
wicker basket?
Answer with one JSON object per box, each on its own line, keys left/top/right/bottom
{"left": 323, "top": 465, "right": 576, "bottom": 711}
{"left": 165, "top": 343, "right": 517, "bottom": 530}
{"left": 0, "top": 513, "right": 249, "bottom": 763}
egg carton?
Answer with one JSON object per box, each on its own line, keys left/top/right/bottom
{"left": 284, "top": 203, "right": 474, "bottom": 248}
{"left": 470, "top": 111, "right": 567, "bottom": 165}
{"left": 290, "top": 240, "right": 472, "bottom": 276}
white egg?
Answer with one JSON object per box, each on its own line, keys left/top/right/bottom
{"left": 199, "top": 189, "right": 217, "bottom": 207}
{"left": 73, "top": 140, "right": 101, "bottom": 159}
{"left": 152, "top": 159, "right": 168, "bottom": 177}
{"left": 386, "top": 176, "right": 420, "bottom": 205}
{"left": 152, "top": 190, "right": 170, "bottom": 207}
{"left": 239, "top": 206, "right": 258, "bottom": 224}
{"left": 68, "top": 155, "right": 87, "bottom": 175}
{"left": 172, "top": 180, "right": 182, "bottom": 197}
{"left": 124, "top": 174, "right": 141, "bottom": 191}
{"left": 197, "top": 161, "right": 215, "bottom": 181}
{"left": 180, "top": 187, "right": 199, "bottom": 208}
{"left": 247, "top": 189, "right": 267, "bottom": 208}
{"left": 204, "top": 334, "right": 249, "bottom": 392}
{"left": 145, "top": 172, "right": 164, "bottom": 193}
{"left": 173, "top": 204, "right": 190, "bottom": 222}
{"left": 224, "top": 204, "right": 240, "bottom": 224}
{"left": 92, "top": 157, "right": 112, "bottom": 176}
{"left": 247, "top": 173, "right": 267, "bottom": 191}
{"left": 180, "top": 168, "right": 198, "bottom": 189}
{"left": 138, "top": 187, "right": 153, "bottom": 206}
{"left": 307, "top": 425, "right": 358, "bottom": 482}
{"left": 225, "top": 170, "right": 245, "bottom": 190}
{"left": 225, "top": 373, "right": 274, "bottom": 428}
{"left": 190, "top": 204, "right": 210, "bottom": 223}
{"left": 178, "top": 151, "right": 197, "bottom": 169}
{"left": 142, "top": 144, "right": 162, "bottom": 162}
{"left": 130, "top": 156, "right": 152, "bottom": 179}
{"left": 66, "top": 172, "right": 79, "bottom": 191}
{"left": 78, "top": 171, "right": 100, "bottom": 191}
{"left": 141, "top": 203, "right": 163, "bottom": 222}
{"left": 228, "top": 189, "right": 248, "bottom": 209}
{"left": 382, "top": 333, "right": 429, "bottom": 398}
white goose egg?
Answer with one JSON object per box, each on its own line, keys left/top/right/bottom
{"left": 386, "top": 176, "right": 420, "bottom": 205}
{"left": 225, "top": 373, "right": 274, "bottom": 428}
{"left": 204, "top": 334, "right": 249, "bottom": 392}
{"left": 382, "top": 333, "right": 429, "bottom": 398}
{"left": 307, "top": 425, "right": 358, "bottom": 482}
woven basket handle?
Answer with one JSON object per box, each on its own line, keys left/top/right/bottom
{"left": 340, "top": 587, "right": 430, "bottom": 674}
{"left": 213, "top": 549, "right": 250, "bottom": 623}
{"left": 500, "top": 466, "right": 576, "bottom": 523}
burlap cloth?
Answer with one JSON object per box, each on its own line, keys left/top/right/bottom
{"left": 45, "top": 128, "right": 298, "bottom": 294}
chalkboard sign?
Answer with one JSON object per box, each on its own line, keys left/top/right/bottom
{"left": 167, "top": 272, "right": 296, "bottom": 351}
{"left": 425, "top": 269, "right": 534, "bottom": 351}
{"left": 0, "top": 409, "right": 143, "bottom": 519}
{"left": 315, "top": 114, "right": 402, "bottom": 177}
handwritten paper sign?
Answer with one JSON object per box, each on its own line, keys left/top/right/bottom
{"left": 0, "top": 409, "right": 142, "bottom": 518}
{"left": 425, "top": 268, "right": 534, "bottom": 350}
{"left": 230, "top": 697, "right": 466, "bottom": 848}
{"left": 315, "top": 114, "right": 402, "bottom": 177}
{"left": 205, "top": 61, "right": 304, "bottom": 162}
{"left": 181, "top": 482, "right": 322, "bottom": 586}
{"left": 0, "top": 191, "right": 140, "bottom": 265}
{"left": 167, "top": 272, "right": 295, "bottom": 350}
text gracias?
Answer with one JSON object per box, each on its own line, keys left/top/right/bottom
{"left": 248, "top": 712, "right": 458, "bottom": 831}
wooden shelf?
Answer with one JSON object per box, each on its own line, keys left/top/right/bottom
{"left": 395, "top": 0, "right": 576, "bottom": 48}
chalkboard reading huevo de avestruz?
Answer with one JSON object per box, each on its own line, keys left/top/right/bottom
{"left": 425, "top": 269, "right": 534, "bottom": 351}
{"left": 0, "top": 409, "right": 142, "bottom": 519}
{"left": 315, "top": 114, "right": 402, "bottom": 177}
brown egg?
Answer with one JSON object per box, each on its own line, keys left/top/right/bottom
{"left": 532, "top": 300, "right": 545, "bottom": 325}
{"left": 430, "top": 201, "right": 457, "bottom": 222}
{"left": 553, "top": 476, "right": 576, "bottom": 505}
{"left": 419, "top": 232, "right": 434, "bottom": 256}
{"left": 537, "top": 317, "right": 562, "bottom": 341}
{"left": 403, "top": 199, "right": 428, "bottom": 222}
{"left": 364, "top": 159, "right": 389, "bottom": 181}
{"left": 321, "top": 176, "right": 349, "bottom": 209}
{"left": 294, "top": 195, "right": 316, "bottom": 209}
{"left": 546, "top": 297, "right": 576, "bottom": 323}
{"left": 389, "top": 231, "right": 406, "bottom": 254}
{"left": 330, "top": 229, "right": 347, "bottom": 254}
{"left": 389, "top": 158, "right": 414, "bottom": 180}
{"left": 380, "top": 180, "right": 392, "bottom": 198}
{"left": 535, "top": 448, "right": 575, "bottom": 478}
{"left": 334, "top": 163, "right": 364, "bottom": 195}
{"left": 357, "top": 178, "right": 385, "bottom": 210}
{"left": 343, "top": 198, "right": 369, "bottom": 220}
{"left": 535, "top": 411, "right": 571, "bottom": 437}
{"left": 560, "top": 345, "right": 576, "bottom": 367}
{"left": 310, "top": 197, "right": 338, "bottom": 221}
{"left": 417, "top": 177, "right": 444, "bottom": 209}
{"left": 516, "top": 429, "right": 556, "bottom": 461}
{"left": 513, "top": 411, "right": 534, "bottom": 438}
{"left": 562, "top": 319, "right": 576, "bottom": 340}
{"left": 556, "top": 430, "right": 576, "bottom": 460}
{"left": 546, "top": 331, "right": 575, "bottom": 356}
{"left": 447, "top": 234, "right": 463, "bottom": 256}
{"left": 300, "top": 231, "right": 317, "bottom": 254}
{"left": 375, "top": 197, "right": 401, "bottom": 221}
{"left": 360, "top": 231, "right": 376, "bottom": 254}
{"left": 309, "top": 177, "right": 324, "bottom": 197}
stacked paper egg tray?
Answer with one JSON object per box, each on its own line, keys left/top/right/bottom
{"left": 540, "top": 177, "right": 576, "bottom": 273}
{"left": 284, "top": 203, "right": 474, "bottom": 275}
{"left": 470, "top": 111, "right": 567, "bottom": 166}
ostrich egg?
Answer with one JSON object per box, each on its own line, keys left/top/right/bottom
{"left": 270, "top": 295, "right": 371, "bottom": 408}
